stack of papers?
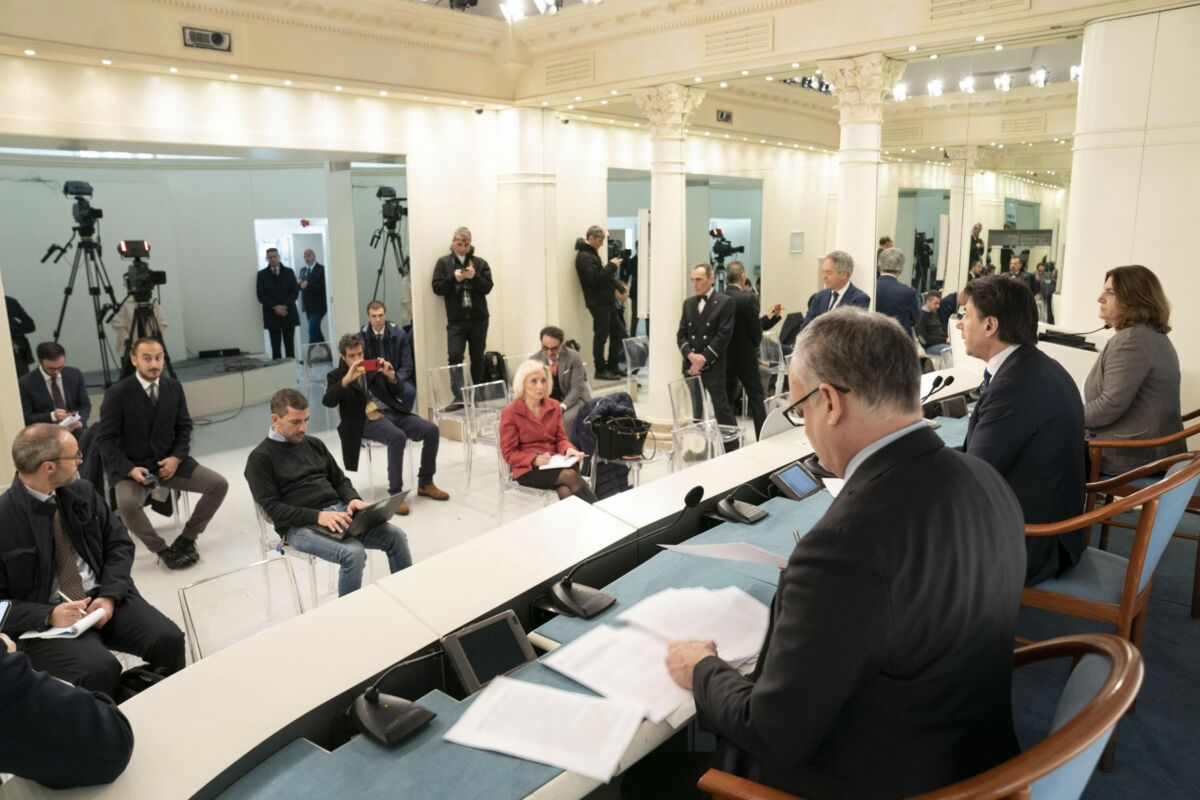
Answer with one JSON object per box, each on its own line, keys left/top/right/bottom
{"left": 617, "top": 586, "right": 770, "bottom": 665}
{"left": 659, "top": 542, "right": 788, "bottom": 570}
{"left": 443, "top": 676, "right": 643, "bottom": 783}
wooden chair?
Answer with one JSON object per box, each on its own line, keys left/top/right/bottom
{"left": 1086, "top": 409, "right": 1200, "bottom": 617}
{"left": 698, "top": 633, "right": 1144, "bottom": 800}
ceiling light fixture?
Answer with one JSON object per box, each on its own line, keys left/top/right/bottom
{"left": 892, "top": 83, "right": 909, "bottom": 102}
{"left": 499, "top": 0, "right": 525, "bottom": 22}
{"left": 908, "top": 45, "right": 918, "bottom": 52}
{"left": 791, "top": 62, "right": 800, "bottom": 68}
{"left": 719, "top": 82, "right": 728, "bottom": 88}
{"left": 994, "top": 73, "right": 1011, "bottom": 92}
{"left": 976, "top": 35, "right": 986, "bottom": 42}
{"left": 610, "top": 90, "right": 618, "bottom": 96}
{"left": 541, "top": 100, "right": 548, "bottom": 105}
{"left": 929, "top": 53, "right": 938, "bottom": 60}
{"left": 600, "top": 99, "right": 608, "bottom": 104}
{"left": 335, "top": 85, "right": 343, "bottom": 91}
{"left": 284, "top": 79, "right": 293, "bottom": 86}
{"left": 23, "top": 49, "right": 36, "bottom": 56}
{"left": 229, "top": 73, "right": 239, "bottom": 80}
{"left": 994, "top": 44, "right": 1004, "bottom": 51}
{"left": 101, "top": 59, "right": 112, "bottom": 65}
{"left": 765, "top": 75, "right": 774, "bottom": 81}
{"left": 959, "top": 76, "right": 976, "bottom": 94}
{"left": 169, "top": 66, "right": 178, "bottom": 73}
{"left": 926, "top": 79, "right": 943, "bottom": 97}
{"left": 1029, "top": 67, "right": 1048, "bottom": 87}
{"left": 740, "top": 70, "right": 749, "bottom": 76}
{"left": 694, "top": 76, "right": 702, "bottom": 82}
{"left": 379, "top": 90, "right": 387, "bottom": 96}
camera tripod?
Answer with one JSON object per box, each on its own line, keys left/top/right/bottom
{"left": 112, "top": 294, "right": 177, "bottom": 381}
{"left": 710, "top": 255, "right": 729, "bottom": 293}
{"left": 44, "top": 227, "right": 122, "bottom": 387}
{"left": 369, "top": 219, "right": 411, "bottom": 302}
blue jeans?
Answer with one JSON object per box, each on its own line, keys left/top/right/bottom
{"left": 285, "top": 503, "right": 411, "bottom": 596}
{"left": 306, "top": 311, "right": 326, "bottom": 344}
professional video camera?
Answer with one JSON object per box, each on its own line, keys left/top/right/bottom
{"left": 607, "top": 237, "right": 631, "bottom": 263}
{"left": 64, "top": 180, "right": 103, "bottom": 237}
{"left": 116, "top": 239, "right": 167, "bottom": 303}
{"left": 913, "top": 231, "right": 933, "bottom": 260}
{"left": 912, "top": 231, "right": 934, "bottom": 292}
{"left": 375, "top": 186, "right": 408, "bottom": 228}
{"left": 709, "top": 228, "right": 744, "bottom": 261}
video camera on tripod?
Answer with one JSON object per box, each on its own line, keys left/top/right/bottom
{"left": 369, "top": 186, "right": 411, "bottom": 298}
{"left": 65, "top": 181, "right": 103, "bottom": 237}
{"left": 374, "top": 186, "right": 408, "bottom": 229}
{"left": 912, "top": 231, "right": 934, "bottom": 292}
{"left": 116, "top": 240, "right": 168, "bottom": 303}
{"left": 709, "top": 228, "right": 744, "bottom": 264}
{"left": 607, "top": 237, "right": 631, "bottom": 264}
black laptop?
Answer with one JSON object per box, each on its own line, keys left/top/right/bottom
{"left": 335, "top": 491, "right": 409, "bottom": 538}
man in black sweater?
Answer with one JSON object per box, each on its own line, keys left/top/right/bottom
{"left": 245, "top": 389, "right": 412, "bottom": 597}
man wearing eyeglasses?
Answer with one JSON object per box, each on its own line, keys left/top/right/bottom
{"left": 531, "top": 325, "right": 590, "bottom": 434}
{"left": 664, "top": 308, "right": 1026, "bottom": 798}
{"left": 0, "top": 424, "right": 184, "bottom": 698}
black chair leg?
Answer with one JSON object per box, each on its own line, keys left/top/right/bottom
{"left": 1099, "top": 735, "right": 1117, "bottom": 772}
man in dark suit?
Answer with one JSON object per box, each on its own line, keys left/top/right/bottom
{"left": 19, "top": 341, "right": 91, "bottom": 436}
{"left": 677, "top": 263, "right": 737, "bottom": 447}
{"left": 722, "top": 261, "right": 767, "bottom": 438}
{"left": 1007, "top": 256, "right": 1038, "bottom": 294}
{"left": 0, "top": 635, "right": 133, "bottom": 788}
{"left": 256, "top": 247, "right": 300, "bottom": 360}
{"left": 7, "top": 295, "right": 36, "bottom": 375}
{"left": 360, "top": 300, "right": 416, "bottom": 412}
{"left": 324, "top": 334, "right": 448, "bottom": 517}
{"left": 96, "top": 338, "right": 228, "bottom": 569}
{"left": 875, "top": 248, "right": 922, "bottom": 336}
{"left": 0, "top": 424, "right": 185, "bottom": 698}
{"left": 298, "top": 248, "right": 327, "bottom": 347}
{"left": 800, "top": 250, "right": 870, "bottom": 331}
{"left": 575, "top": 225, "right": 624, "bottom": 380}
{"left": 959, "top": 276, "right": 1086, "bottom": 584}
{"left": 970, "top": 222, "right": 986, "bottom": 266}
{"left": 664, "top": 308, "right": 1025, "bottom": 799}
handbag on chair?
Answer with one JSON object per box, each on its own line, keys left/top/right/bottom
{"left": 590, "top": 416, "right": 653, "bottom": 460}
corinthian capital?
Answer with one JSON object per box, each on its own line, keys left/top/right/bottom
{"left": 817, "top": 53, "right": 906, "bottom": 125}
{"left": 632, "top": 83, "right": 706, "bottom": 139}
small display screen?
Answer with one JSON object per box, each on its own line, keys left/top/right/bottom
{"left": 777, "top": 465, "right": 819, "bottom": 498}
{"left": 457, "top": 619, "right": 529, "bottom": 687}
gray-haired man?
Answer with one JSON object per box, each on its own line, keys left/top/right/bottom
{"left": 875, "top": 248, "right": 922, "bottom": 336}
{"left": 432, "top": 227, "right": 493, "bottom": 393}
{"left": 575, "top": 225, "right": 624, "bottom": 381}
{"left": 798, "top": 251, "right": 870, "bottom": 332}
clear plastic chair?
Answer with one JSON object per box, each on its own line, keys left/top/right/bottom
{"left": 360, "top": 439, "right": 418, "bottom": 501}
{"left": 301, "top": 341, "right": 334, "bottom": 386}
{"left": 667, "top": 376, "right": 743, "bottom": 471}
{"left": 503, "top": 353, "right": 533, "bottom": 387}
{"left": 498, "top": 458, "right": 556, "bottom": 516}
{"left": 428, "top": 362, "right": 472, "bottom": 476}
{"left": 253, "top": 504, "right": 328, "bottom": 609}
{"left": 623, "top": 336, "right": 649, "bottom": 399}
{"left": 463, "top": 379, "right": 512, "bottom": 491}
{"left": 177, "top": 557, "right": 305, "bottom": 662}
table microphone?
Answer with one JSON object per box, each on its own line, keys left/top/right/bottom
{"left": 919, "top": 374, "right": 945, "bottom": 405}
{"left": 349, "top": 650, "right": 440, "bottom": 747}
{"left": 550, "top": 486, "right": 705, "bottom": 619}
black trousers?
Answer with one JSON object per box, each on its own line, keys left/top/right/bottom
{"left": 267, "top": 326, "right": 297, "bottom": 360}
{"left": 20, "top": 593, "right": 185, "bottom": 699}
{"left": 725, "top": 357, "right": 767, "bottom": 439}
{"left": 687, "top": 369, "right": 738, "bottom": 452}
{"left": 588, "top": 303, "right": 623, "bottom": 373}
{"left": 448, "top": 318, "right": 488, "bottom": 400}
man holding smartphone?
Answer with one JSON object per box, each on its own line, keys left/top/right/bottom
{"left": 432, "top": 227, "right": 493, "bottom": 402}
{"left": 324, "top": 334, "right": 447, "bottom": 516}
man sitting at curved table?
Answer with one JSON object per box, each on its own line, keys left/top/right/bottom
{"left": 663, "top": 308, "right": 1026, "bottom": 799}
{"left": 957, "top": 275, "right": 1086, "bottom": 585}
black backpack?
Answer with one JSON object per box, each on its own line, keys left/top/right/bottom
{"left": 481, "top": 351, "right": 507, "bottom": 384}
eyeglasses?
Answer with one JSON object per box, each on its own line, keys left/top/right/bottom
{"left": 541, "top": 344, "right": 561, "bottom": 355}
{"left": 52, "top": 452, "right": 84, "bottom": 463}
{"left": 782, "top": 383, "right": 850, "bottom": 427}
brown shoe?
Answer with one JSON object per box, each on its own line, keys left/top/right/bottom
{"left": 417, "top": 484, "right": 450, "bottom": 501}
{"left": 394, "top": 501, "right": 410, "bottom": 516}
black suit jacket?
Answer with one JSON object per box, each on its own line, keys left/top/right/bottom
{"left": 676, "top": 291, "right": 735, "bottom": 375}
{"left": 96, "top": 375, "right": 198, "bottom": 485}
{"left": 298, "top": 262, "right": 326, "bottom": 314}
{"left": 694, "top": 427, "right": 1025, "bottom": 799}
{"left": 875, "top": 275, "right": 922, "bottom": 336}
{"left": 323, "top": 362, "right": 415, "bottom": 471}
{"left": 256, "top": 266, "right": 300, "bottom": 329}
{"left": 0, "top": 479, "right": 137, "bottom": 635}
{"left": 0, "top": 648, "right": 133, "bottom": 787}
{"left": 964, "top": 344, "right": 1086, "bottom": 584}
{"left": 19, "top": 366, "right": 92, "bottom": 428}
{"left": 723, "top": 285, "right": 764, "bottom": 366}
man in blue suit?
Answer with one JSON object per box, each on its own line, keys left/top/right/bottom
{"left": 958, "top": 276, "right": 1086, "bottom": 585}
{"left": 18, "top": 342, "right": 91, "bottom": 437}
{"left": 800, "top": 250, "right": 870, "bottom": 330}
{"left": 875, "top": 248, "right": 922, "bottom": 336}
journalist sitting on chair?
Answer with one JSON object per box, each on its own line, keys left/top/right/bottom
{"left": 499, "top": 360, "right": 596, "bottom": 504}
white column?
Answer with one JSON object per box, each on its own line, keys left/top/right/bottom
{"left": 325, "top": 163, "right": 360, "bottom": 355}
{"left": 945, "top": 145, "right": 980, "bottom": 291}
{"left": 632, "top": 83, "right": 705, "bottom": 422}
{"left": 495, "top": 108, "right": 556, "bottom": 356}
{"left": 818, "top": 54, "right": 905, "bottom": 291}
{"left": 1061, "top": 6, "right": 1200, "bottom": 410}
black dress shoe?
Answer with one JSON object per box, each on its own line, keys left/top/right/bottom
{"left": 171, "top": 537, "right": 199, "bottom": 564}
{"left": 157, "top": 546, "right": 191, "bottom": 570}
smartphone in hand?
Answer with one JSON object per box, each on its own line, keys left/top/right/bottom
{"left": 361, "top": 359, "right": 380, "bottom": 372}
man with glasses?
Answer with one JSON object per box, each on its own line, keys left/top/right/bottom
{"left": 0, "top": 424, "right": 185, "bottom": 697}
{"left": 532, "top": 325, "right": 590, "bottom": 434}
{"left": 664, "top": 308, "right": 1026, "bottom": 798}
{"left": 19, "top": 342, "right": 91, "bottom": 437}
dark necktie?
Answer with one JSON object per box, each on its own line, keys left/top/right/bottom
{"left": 828, "top": 290, "right": 839, "bottom": 311}
{"left": 148, "top": 382, "right": 158, "bottom": 407}
{"left": 50, "top": 502, "right": 87, "bottom": 602}
{"left": 981, "top": 368, "right": 992, "bottom": 392}
{"left": 50, "top": 375, "right": 66, "bottom": 409}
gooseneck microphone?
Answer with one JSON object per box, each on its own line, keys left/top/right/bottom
{"left": 349, "top": 650, "right": 440, "bottom": 747}
{"left": 550, "top": 486, "right": 705, "bottom": 619}
{"left": 919, "top": 374, "right": 945, "bottom": 405}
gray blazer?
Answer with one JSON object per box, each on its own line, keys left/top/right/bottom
{"left": 533, "top": 346, "right": 591, "bottom": 432}
{"left": 1084, "top": 324, "right": 1184, "bottom": 476}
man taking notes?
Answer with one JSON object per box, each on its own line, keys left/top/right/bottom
{"left": 663, "top": 309, "right": 1026, "bottom": 798}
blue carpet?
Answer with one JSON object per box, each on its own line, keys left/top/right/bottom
{"left": 1012, "top": 511, "right": 1200, "bottom": 799}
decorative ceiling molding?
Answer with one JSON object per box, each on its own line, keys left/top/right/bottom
{"left": 139, "top": 0, "right": 506, "bottom": 59}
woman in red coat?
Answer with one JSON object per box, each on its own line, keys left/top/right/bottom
{"left": 499, "top": 360, "right": 597, "bottom": 503}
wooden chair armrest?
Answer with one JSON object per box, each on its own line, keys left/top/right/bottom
{"left": 1086, "top": 452, "right": 1197, "bottom": 492}
{"left": 697, "top": 769, "right": 806, "bottom": 800}
{"left": 1088, "top": 421, "right": 1200, "bottom": 451}
{"left": 1184, "top": 408, "right": 1200, "bottom": 423}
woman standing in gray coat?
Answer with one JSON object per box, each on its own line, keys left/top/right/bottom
{"left": 1084, "top": 265, "right": 1184, "bottom": 475}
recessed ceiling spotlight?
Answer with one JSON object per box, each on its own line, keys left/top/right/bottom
{"left": 600, "top": 99, "right": 608, "bottom": 104}
{"left": 976, "top": 35, "right": 986, "bottom": 42}
{"left": 740, "top": 70, "right": 749, "bottom": 76}
{"left": 808, "top": 145, "right": 814, "bottom": 150}
{"left": 926, "top": 79, "right": 944, "bottom": 97}
{"left": 608, "top": 118, "right": 614, "bottom": 123}
{"left": 422, "top": 95, "right": 428, "bottom": 100}
{"left": 907, "top": 45, "right": 918, "bottom": 53}
{"left": 581, "top": 115, "right": 588, "bottom": 120}
{"left": 929, "top": 54, "right": 938, "bottom": 60}
{"left": 791, "top": 62, "right": 800, "bottom": 68}
{"left": 634, "top": 123, "right": 640, "bottom": 128}
{"left": 379, "top": 90, "right": 387, "bottom": 96}
{"left": 169, "top": 66, "right": 178, "bottom": 73}
{"left": 724, "top": 134, "right": 730, "bottom": 139}
{"left": 335, "top": 85, "right": 343, "bottom": 91}
{"left": 610, "top": 89, "right": 618, "bottom": 95}
{"left": 765, "top": 75, "right": 774, "bottom": 81}
{"left": 776, "top": 141, "right": 782, "bottom": 145}
{"left": 994, "top": 44, "right": 1004, "bottom": 51}
{"left": 24, "top": 49, "right": 37, "bottom": 56}
{"left": 815, "top": 68, "right": 822, "bottom": 75}
{"left": 759, "top": 139, "right": 766, "bottom": 143}
{"left": 101, "top": 59, "right": 112, "bottom": 65}
{"left": 284, "top": 79, "right": 293, "bottom": 86}
{"left": 998, "top": 143, "right": 1004, "bottom": 149}
{"left": 574, "top": 95, "right": 582, "bottom": 101}
{"left": 719, "top": 82, "right": 728, "bottom": 88}
{"left": 461, "top": 99, "right": 468, "bottom": 104}
{"left": 705, "top": 131, "right": 711, "bottom": 136}
{"left": 541, "top": 100, "right": 549, "bottom": 106}
{"left": 694, "top": 76, "right": 702, "bottom": 82}
{"left": 229, "top": 73, "right": 239, "bottom": 80}
{"left": 566, "top": 104, "right": 574, "bottom": 109}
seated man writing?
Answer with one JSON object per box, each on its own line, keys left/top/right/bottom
{"left": 245, "top": 389, "right": 412, "bottom": 598}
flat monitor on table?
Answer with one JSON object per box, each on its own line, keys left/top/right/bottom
{"left": 441, "top": 610, "right": 537, "bottom": 694}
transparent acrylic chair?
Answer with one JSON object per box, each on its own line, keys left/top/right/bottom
{"left": 666, "top": 376, "right": 743, "bottom": 471}
{"left": 623, "top": 336, "right": 649, "bottom": 399}
{"left": 498, "top": 458, "right": 557, "bottom": 516}
{"left": 504, "top": 353, "right": 533, "bottom": 386}
{"left": 428, "top": 363, "right": 472, "bottom": 478}
{"left": 177, "top": 557, "right": 305, "bottom": 662}
{"left": 463, "top": 379, "right": 512, "bottom": 491}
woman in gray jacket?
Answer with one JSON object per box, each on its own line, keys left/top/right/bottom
{"left": 1084, "top": 265, "right": 1184, "bottom": 475}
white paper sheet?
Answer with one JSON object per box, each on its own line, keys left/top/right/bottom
{"left": 617, "top": 587, "right": 770, "bottom": 664}
{"left": 540, "top": 454, "right": 580, "bottom": 470}
{"left": 58, "top": 413, "right": 82, "bottom": 428}
{"left": 659, "top": 542, "right": 788, "bottom": 570}
{"left": 822, "top": 477, "right": 845, "bottom": 498}
{"left": 443, "top": 676, "right": 643, "bottom": 783}
{"left": 19, "top": 607, "right": 106, "bottom": 640}
{"left": 543, "top": 625, "right": 693, "bottom": 723}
